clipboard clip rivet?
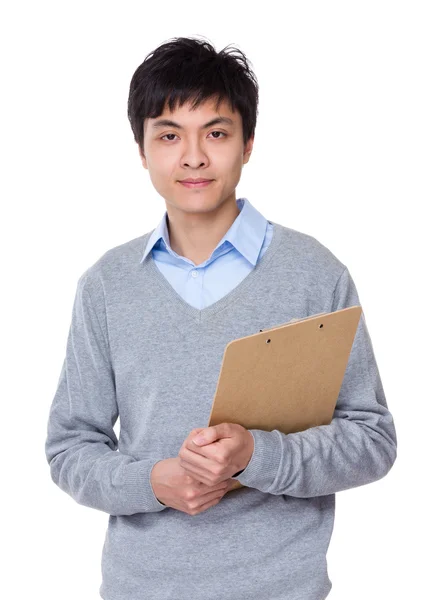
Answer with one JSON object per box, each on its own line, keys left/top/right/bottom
{"left": 319, "top": 324, "right": 324, "bottom": 328}
{"left": 266, "top": 338, "right": 271, "bottom": 344}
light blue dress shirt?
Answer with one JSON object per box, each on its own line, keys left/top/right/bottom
{"left": 140, "top": 197, "right": 274, "bottom": 310}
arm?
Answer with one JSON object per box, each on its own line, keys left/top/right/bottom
{"left": 45, "top": 272, "right": 166, "bottom": 515}
{"left": 234, "top": 267, "right": 398, "bottom": 497}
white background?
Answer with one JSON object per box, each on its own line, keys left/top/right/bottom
{"left": 1, "top": 1, "right": 426, "bottom": 598}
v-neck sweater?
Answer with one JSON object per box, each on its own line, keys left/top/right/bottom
{"left": 45, "top": 221, "right": 397, "bottom": 600}
{"left": 140, "top": 197, "right": 274, "bottom": 311}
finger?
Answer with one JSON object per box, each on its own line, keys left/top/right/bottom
{"left": 180, "top": 459, "right": 214, "bottom": 486}
{"left": 190, "top": 428, "right": 205, "bottom": 437}
{"left": 180, "top": 446, "right": 217, "bottom": 471}
{"left": 185, "top": 437, "right": 216, "bottom": 458}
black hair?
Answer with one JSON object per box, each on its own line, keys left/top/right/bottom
{"left": 127, "top": 36, "right": 259, "bottom": 155}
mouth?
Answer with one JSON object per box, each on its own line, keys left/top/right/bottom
{"left": 178, "top": 180, "right": 213, "bottom": 189}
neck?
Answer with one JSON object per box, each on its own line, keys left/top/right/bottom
{"left": 166, "top": 196, "right": 240, "bottom": 266}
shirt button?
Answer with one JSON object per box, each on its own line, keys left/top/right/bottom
{"left": 191, "top": 270, "right": 198, "bottom": 278}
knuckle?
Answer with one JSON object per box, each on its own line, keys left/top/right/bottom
{"left": 213, "top": 464, "right": 224, "bottom": 476}
{"left": 185, "top": 489, "right": 197, "bottom": 501}
{"left": 213, "top": 451, "right": 227, "bottom": 467}
{"left": 184, "top": 475, "right": 193, "bottom": 485}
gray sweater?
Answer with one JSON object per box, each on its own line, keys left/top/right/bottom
{"left": 45, "top": 221, "right": 397, "bottom": 600}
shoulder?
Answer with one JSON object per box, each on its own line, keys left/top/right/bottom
{"left": 272, "top": 222, "right": 346, "bottom": 282}
{"left": 75, "top": 229, "right": 154, "bottom": 297}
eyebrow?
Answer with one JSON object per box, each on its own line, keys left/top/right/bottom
{"left": 151, "top": 116, "right": 235, "bottom": 130}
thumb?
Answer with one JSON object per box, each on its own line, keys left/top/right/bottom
{"left": 192, "top": 426, "right": 218, "bottom": 446}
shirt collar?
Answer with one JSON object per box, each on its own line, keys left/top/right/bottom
{"left": 139, "top": 197, "right": 268, "bottom": 267}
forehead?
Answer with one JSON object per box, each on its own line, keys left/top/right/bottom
{"left": 145, "top": 96, "right": 240, "bottom": 131}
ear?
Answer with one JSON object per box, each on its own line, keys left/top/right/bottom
{"left": 243, "top": 135, "right": 254, "bottom": 165}
{"left": 138, "top": 144, "right": 147, "bottom": 169}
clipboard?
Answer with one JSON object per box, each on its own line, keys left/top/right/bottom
{"left": 207, "top": 305, "right": 362, "bottom": 491}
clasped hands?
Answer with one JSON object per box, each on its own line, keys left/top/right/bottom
{"left": 178, "top": 422, "right": 254, "bottom": 486}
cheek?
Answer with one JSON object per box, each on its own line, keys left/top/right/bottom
{"left": 148, "top": 156, "right": 174, "bottom": 180}
{"left": 217, "top": 149, "right": 243, "bottom": 170}
{"left": 146, "top": 143, "right": 173, "bottom": 165}
{"left": 220, "top": 158, "right": 243, "bottom": 184}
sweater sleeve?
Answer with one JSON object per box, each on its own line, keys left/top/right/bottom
{"left": 45, "top": 272, "right": 167, "bottom": 515}
{"left": 233, "top": 267, "right": 398, "bottom": 497}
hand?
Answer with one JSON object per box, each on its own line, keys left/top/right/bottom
{"left": 150, "top": 458, "right": 237, "bottom": 516}
{"left": 178, "top": 423, "right": 255, "bottom": 486}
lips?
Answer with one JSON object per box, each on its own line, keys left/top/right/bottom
{"left": 179, "top": 179, "right": 213, "bottom": 188}
{"left": 179, "top": 179, "right": 213, "bottom": 183}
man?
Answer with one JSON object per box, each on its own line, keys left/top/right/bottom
{"left": 45, "top": 36, "right": 397, "bottom": 600}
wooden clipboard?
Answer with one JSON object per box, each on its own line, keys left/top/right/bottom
{"left": 207, "top": 305, "right": 362, "bottom": 491}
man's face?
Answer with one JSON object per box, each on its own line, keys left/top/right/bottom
{"left": 140, "top": 96, "right": 253, "bottom": 216}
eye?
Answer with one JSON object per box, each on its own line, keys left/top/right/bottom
{"left": 160, "top": 133, "right": 178, "bottom": 141}
{"left": 209, "top": 131, "right": 227, "bottom": 139}
{"left": 160, "top": 131, "right": 227, "bottom": 141}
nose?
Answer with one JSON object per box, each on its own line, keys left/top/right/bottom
{"left": 180, "top": 139, "right": 209, "bottom": 169}
{"left": 183, "top": 160, "right": 206, "bottom": 168}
